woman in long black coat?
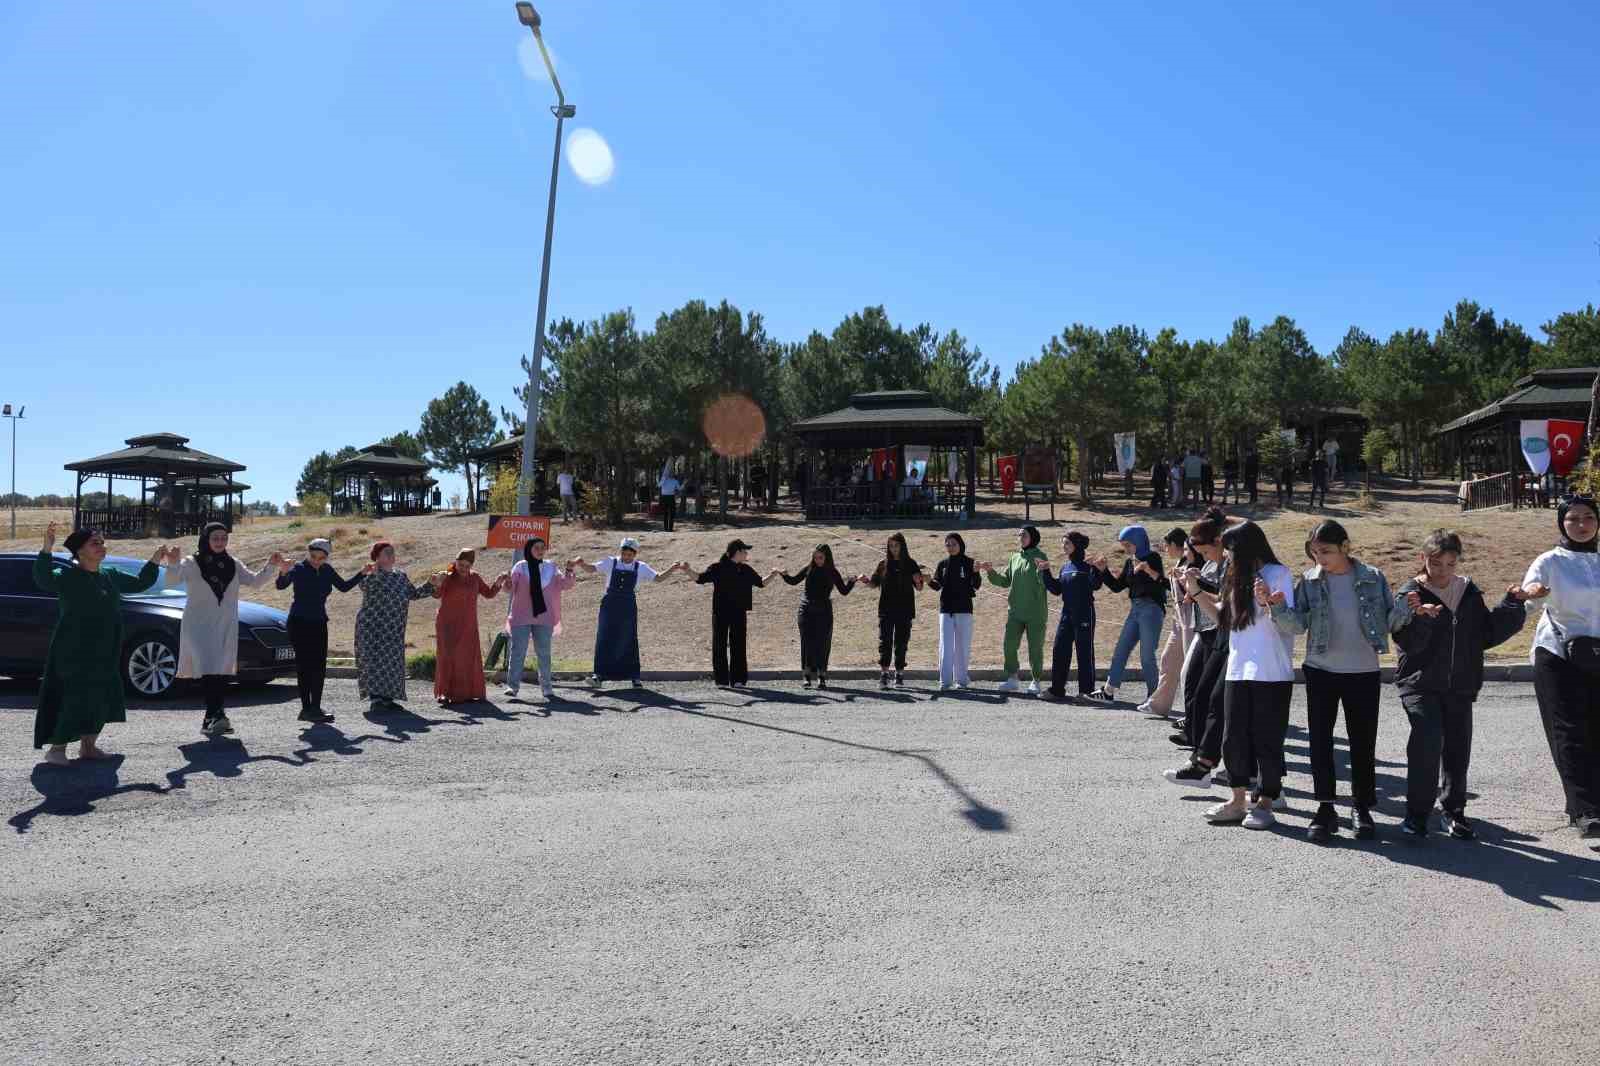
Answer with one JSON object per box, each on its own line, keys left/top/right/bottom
{"left": 780, "top": 544, "right": 856, "bottom": 689}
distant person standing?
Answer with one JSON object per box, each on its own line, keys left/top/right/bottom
{"left": 659, "top": 464, "right": 681, "bottom": 533}
{"left": 1151, "top": 456, "right": 1170, "bottom": 509}
{"left": 1323, "top": 437, "right": 1341, "bottom": 478}
{"left": 1310, "top": 453, "right": 1330, "bottom": 508}
{"left": 1183, "top": 449, "right": 1203, "bottom": 507}
{"left": 557, "top": 468, "right": 577, "bottom": 524}
{"left": 1244, "top": 448, "right": 1260, "bottom": 505}
{"left": 1201, "top": 451, "right": 1216, "bottom": 504}
{"left": 1222, "top": 454, "right": 1240, "bottom": 504}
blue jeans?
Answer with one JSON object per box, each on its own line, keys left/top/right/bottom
{"left": 1108, "top": 599, "right": 1164, "bottom": 697}
{"left": 507, "top": 624, "right": 554, "bottom": 691}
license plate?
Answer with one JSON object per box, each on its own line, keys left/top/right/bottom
{"left": 275, "top": 647, "right": 296, "bottom": 661}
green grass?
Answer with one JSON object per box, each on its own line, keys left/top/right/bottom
{"left": 405, "top": 650, "right": 436, "bottom": 680}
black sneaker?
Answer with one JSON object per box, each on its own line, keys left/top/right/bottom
{"left": 1083, "top": 688, "right": 1114, "bottom": 702}
{"left": 879, "top": 672, "right": 891, "bottom": 690}
{"left": 1163, "top": 762, "right": 1215, "bottom": 788}
{"left": 1401, "top": 815, "right": 1428, "bottom": 838}
{"left": 1168, "top": 732, "right": 1191, "bottom": 747}
{"left": 1352, "top": 807, "right": 1376, "bottom": 840}
{"left": 894, "top": 672, "right": 905, "bottom": 687}
{"left": 817, "top": 677, "right": 828, "bottom": 690}
{"left": 1211, "top": 770, "right": 1233, "bottom": 789}
{"left": 802, "top": 677, "right": 814, "bottom": 690}
{"left": 1579, "top": 815, "right": 1600, "bottom": 839}
{"left": 1307, "top": 803, "right": 1337, "bottom": 844}
{"left": 1439, "top": 809, "right": 1475, "bottom": 840}
{"left": 297, "top": 709, "right": 334, "bottom": 724}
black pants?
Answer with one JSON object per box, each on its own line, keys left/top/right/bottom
{"left": 1222, "top": 477, "right": 1238, "bottom": 503}
{"left": 201, "top": 674, "right": 228, "bottom": 718}
{"left": 288, "top": 616, "right": 329, "bottom": 712}
{"left": 797, "top": 605, "right": 834, "bottom": 677}
{"left": 1532, "top": 647, "right": 1600, "bottom": 820}
{"left": 661, "top": 494, "right": 676, "bottom": 532}
{"left": 1401, "top": 691, "right": 1474, "bottom": 818}
{"left": 1309, "top": 477, "right": 1328, "bottom": 507}
{"left": 1304, "top": 666, "right": 1381, "bottom": 806}
{"left": 1151, "top": 485, "right": 1167, "bottom": 508}
{"left": 712, "top": 609, "right": 748, "bottom": 685}
{"left": 878, "top": 617, "right": 912, "bottom": 672}
{"left": 1278, "top": 481, "right": 1294, "bottom": 505}
{"left": 1247, "top": 477, "right": 1258, "bottom": 504}
{"left": 1192, "top": 633, "right": 1230, "bottom": 763}
{"left": 1203, "top": 478, "right": 1215, "bottom": 503}
{"left": 1050, "top": 618, "right": 1095, "bottom": 695}
{"left": 1223, "top": 680, "right": 1292, "bottom": 799}
{"left": 1181, "top": 629, "right": 1218, "bottom": 744}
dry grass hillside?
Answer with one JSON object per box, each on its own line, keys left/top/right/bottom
{"left": 0, "top": 478, "right": 1565, "bottom": 673}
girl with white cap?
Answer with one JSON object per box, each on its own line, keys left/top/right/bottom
{"left": 572, "top": 538, "right": 688, "bottom": 687}
{"left": 275, "top": 537, "right": 372, "bottom": 724}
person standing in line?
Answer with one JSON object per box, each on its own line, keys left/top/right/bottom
{"left": 556, "top": 467, "right": 577, "bottom": 524}
{"left": 32, "top": 524, "right": 167, "bottom": 766}
{"left": 1276, "top": 452, "right": 1296, "bottom": 507}
{"left": 1087, "top": 526, "right": 1167, "bottom": 703}
{"left": 1201, "top": 451, "right": 1216, "bottom": 505}
{"left": 858, "top": 533, "right": 924, "bottom": 689}
{"left": 1389, "top": 529, "right": 1532, "bottom": 838}
{"left": 275, "top": 537, "right": 371, "bottom": 724}
{"left": 1323, "top": 437, "right": 1341, "bottom": 478}
{"left": 431, "top": 549, "right": 506, "bottom": 706}
{"left": 1172, "top": 516, "right": 1226, "bottom": 746}
{"left": 1202, "top": 520, "right": 1296, "bottom": 829}
{"left": 1039, "top": 531, "right": 1102, "bottom": 700}
{"left": 1222, "top": 454, "right": 1240, "bottom": 505}
{"left": 574, "top": 538, "right": 688, "bottom": 688}
{"left": 1309, "top": 452, "right": 1330, "bottom": 508}
{"left": 503, "top": 536, "right": 578, "bottom": 701}
{"left": 1168, "top": 460, "right": 1183, "bottom": 513}
{"left": 1151, "top": 456, "right": 1170, "bottom": 509}
{"left": 1521, "top": 496, "right": 1600, "bottom": 837}
{"left": 1265, "top": 521, "right": 1393, "bottom": 842}
{"left": 162, "top": 522, "right": 285, "bottom": 736}
{"left": 354, "top": 541, "right": 439, "bottom": 714}
{"left": 929, "top": 533, "right": 982, "bottom": 691}
{"left": 1140, "top": 528, "right": 1198, "bottom": 717}
{"left": 779, "top": 544, "right": 856, "bottom": 689}
{"left": 1244, "top": 447, "right": 1260, "bottom": 505}
{"left": 1183, "top": 449, "right": 1204, "bottom": 507}
{"left": 688, "top": 539, "right": 777, "bottom": 688}
{"left": 659, "top": 463, "right": 681, "bottom": 533}
{"left": 982, "top": 526, "right": 1050, "bottom": 695}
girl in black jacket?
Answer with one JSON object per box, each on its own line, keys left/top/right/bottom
{"left": 858, "top": 533, "right": 924, "bottom": 688}
{"left": 929, "top": 533, "right": 982, "bottom": 690}
{"left": 689, "top": 539, "right": 779, "bottom": 688}
{"left": 779, "top": 544, "right": 856, "bottom": 689}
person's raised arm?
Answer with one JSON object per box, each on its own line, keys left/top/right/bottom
{"left": 275, "top": 565, "right": 295, "bottom": 591}
{"left": 33, "top": 523, "right": 61, "bottom": 592}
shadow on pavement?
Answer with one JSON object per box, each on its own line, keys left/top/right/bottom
{"left": 7, "top": 755, "right": 165, "bottom": 834}
{"left": 164, "top": 739, "right": 307, "bottom": 791}
{"left": 1366, "top": 817, "right": 1600, "bottom": 910}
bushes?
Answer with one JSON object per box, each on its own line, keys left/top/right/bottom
{"left": 406, "top": 651, "right": 436, "bottom": 680}
{"left": 487, "top": 464, "right": 523, "bottom": 514}
{"left": 298, "top": 492, "right": 330, "bottom": 518}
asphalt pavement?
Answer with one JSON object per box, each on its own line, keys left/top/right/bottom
{"left": 2, "top": 677, "right": 1598, "bottom": 1066}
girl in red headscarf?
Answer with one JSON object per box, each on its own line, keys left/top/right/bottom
{"left": 432, "top": 549, "right": 506, "bottom": 705}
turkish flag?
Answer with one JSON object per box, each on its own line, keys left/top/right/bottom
{"left": 1548, "top": 420, "right": 1587, "bottom": 476}
{"left": 998, "top": 454, "right": 1018, "bottom": 497}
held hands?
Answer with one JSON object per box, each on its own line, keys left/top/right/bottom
{"left": 1033, "top": 555, "right": 1052, "bottom": 571}
{"left": 163, "top": 546, "right": 184, "bottom": 566}
{"left": 1405, "top": 590, "right": 1444, "bottom": 618}
{"left": 149, "top": 543, "right": 171, "bottom": 564}
{"left": 267, "top": 551, "right": 287, "bottom": 569}
{"left": 361, "top": 562, "right": 376, "bottom": 576}
{"left": 1253, "top": 577, "right": 1285, "bottom": 607}
{"left": 1091, "top": 555, "right": 1110, "bottom": 572}
{"left": 1511, "top": 582, "right": 1550, "bottom": 603}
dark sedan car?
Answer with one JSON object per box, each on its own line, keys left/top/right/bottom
{"left": 0, "top": 552, "right": 297, "bottom": 697}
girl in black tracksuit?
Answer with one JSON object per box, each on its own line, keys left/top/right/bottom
{"left": 862, "top": 532, "right": 924, "bottom": 687}
{"left": 780, "top": 543, "right": 856, "bottom": 689}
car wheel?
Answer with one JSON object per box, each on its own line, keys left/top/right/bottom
{"left": 124, "top": 635, "right": 179, "bottom": 698}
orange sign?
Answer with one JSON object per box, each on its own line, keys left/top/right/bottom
{"left": 486, "top": 514, "right": 552, "bottom": 550}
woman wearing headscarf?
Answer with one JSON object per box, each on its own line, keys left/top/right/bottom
{"left": 780, "top": 544, "right": 856, "bottom": 689}
{"left": 1522, "top": 495, "right": 1600, "bottom": 837}
{"left": 160, "top": 522, "right": 284, "bottom": 736}
{"left": 929, "top": 533, "right": 982, "bottom": 690}
{"left": 1039, "top": 530, "right": 1102, "bottom": 700}
{"left": 32, "top": 523, "right": 168, "bottom": 766}
{"left": 274, "top": 537, "right": 371, "bottom": 724}
{"left": 574, "top": 538, "right": 688, "bottom": 688}
{"left": 688, "top": 539, "right": 778, "bottom": 688}
{"left": 1088, "top": 525, "right": 1167, "bottom": 703}
{"left": 857, "top": 533, "right": 924, "bottom": 689}
{"left": 982, "top": 526, "right": 1050, "bottom": 695}
{"left": 503, "top": 536, "right": 578, "bottom": 701}
{"left": 355, "top": 540, "right": 439, "bottom": 714}
{"left": 431, "top": 549, "right": 506, "bottom": 706}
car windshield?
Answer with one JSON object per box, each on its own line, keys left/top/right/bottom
{"left": 104, "top": 557, "right": 182, "bottom": 598}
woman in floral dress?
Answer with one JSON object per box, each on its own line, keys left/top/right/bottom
{"left": 354, "top": 540, "right": 437, "bottom": 713}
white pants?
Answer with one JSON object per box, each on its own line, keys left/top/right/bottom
{"left": 939, "top": 612, "right": 974, "bottom": 686}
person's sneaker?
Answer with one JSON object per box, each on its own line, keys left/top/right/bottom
{"left": 1271, "top": 795, "right": 1289, "bottom": 812}
{"left": 1205, "top": 799, "right": 1248, "bottom": 824}
{"left": 368, "top": 699, "right": 386, "bottom": 714}
{"left": 1164, "top": 763, "right": 1214, "bottom": 788}
{"left": 542, "top": 685, "right": 556, "bottom": 700}
{"left": 817, "top": 677, "right": 829, "bottom": 690}
{"left": 1210, "top": 769, "right": 1232, "bottom": 788}
{"left": 803, "top": 677, "right": 814, "bottom": 690}
{"left": 1136, "top": 700, "right": 1158, "bottom": 715}
{"left": 297, "top": 709, "right": 334, "bottom": 724}
{"left": 1168, "top": 732, "right": 1191, "bottom": 747}
{"left": 1046, "top": 688, "right": 1065, "bottom": 700}
{"left": 202, "top": 714, "right": 234, "bottom": 736}
{"left": 1401, "top": 815, "right": 1428, "bottom": 838}
{"left": 1439, "top": 809, "right": 1475, "bottom": 840}
{"left": 43, "top": 748, "right": 71, "bottom": 768}
{"left": 998, "top": 677, "right": 1021, "bottom": 692}
{"left": 1084, "top": 687, "right": 1115, "bottom": 702}
{"left": 1352, "top": 807, "right": 1376, "bottom": 840}
{"left": 1026, "top": 680, "right": 1040, "bottom": 696}
{"left": 631, "top": 680, "right": 644, "bottom": 689}
{"left": 894, "top": 672, "right": 905, "bottom": 687}
{"left": 1307, "top": 803, "right": 1337, "bottom": 844}
{"left": 502, "top": 686, "right": 519, "bottom": 699}
{"left": 1243, "top": 803, "right": 1276, "bottom": 830}
{"left": 1578, "top": 815, "right": 1600, "bottom": 839}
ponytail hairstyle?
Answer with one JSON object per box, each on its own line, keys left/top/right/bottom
{"left": 1304, "top": 519, "right": 1351, "bottom": 563}
{"left": 1219, "top": 520, "right": 1280, "bottom": 632}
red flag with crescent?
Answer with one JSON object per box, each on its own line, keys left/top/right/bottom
{"left": 998, "top": 454, "right": 1018, "bottom": 497}
{"left": 1548, "top": 420, "right": 1586, "bottom": 476}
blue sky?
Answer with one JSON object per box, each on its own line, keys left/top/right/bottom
{"left": 3, "top": 0, "right": 1597, "bottom": 508}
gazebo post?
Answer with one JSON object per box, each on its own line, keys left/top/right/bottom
{"left": 74, "top": 471, "right": 82, "bottom": 531}
{"left": 965, "top": 433, "right": 977, "bottom": 520}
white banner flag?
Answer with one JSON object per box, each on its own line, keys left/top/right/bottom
{"left": 903, "top": 445, "right": 930, "bottom": 483}
{"left": 1114, "top": 432, "right": 1136, "bottom": 476}
{"left": 1521, "top": 419, "right": 1551, "bottom": 475}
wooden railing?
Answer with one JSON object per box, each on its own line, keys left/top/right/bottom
{"left": 804, "top": 484, "right": 961, "bottom": 521}
{"left": 1462, "top": 473, "right": 1516, "bottom": 511}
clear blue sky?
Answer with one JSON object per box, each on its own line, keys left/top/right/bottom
{"left": 4, "top": 0, "right": 1597, "bottom": 508}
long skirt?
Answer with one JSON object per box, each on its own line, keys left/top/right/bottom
{"left": 797, "top": 604, "right": 834, "bottom": 676}
{"left": 593, "top": 590, "right": 642, "bottom": 680}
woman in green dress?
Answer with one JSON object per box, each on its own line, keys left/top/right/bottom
{"left": 33, "top": 523, "right": 169, "bottom": 767}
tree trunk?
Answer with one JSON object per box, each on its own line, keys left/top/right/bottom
{"left": 719, "top": 455, "right": 729, "bottom": 518}
{"left": 1588, "top": 371, "right": 1600, "bottom": 445}
{"left": 1075, "top": 431, "right": 1091, "bottom": 502}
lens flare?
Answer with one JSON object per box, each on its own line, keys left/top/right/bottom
{"left": 567, "top": 128, "right": 615, "bottom": 185}
{"left": 702, "top": 394, "right": 767, "bottom": 459}
{"left": 517, "top": 36, "right": 558, "bottom": 82}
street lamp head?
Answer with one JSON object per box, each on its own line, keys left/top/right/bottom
{"left": 515, "top": 2, "right": 541, "bottom": 30}
{"left": 0, "top": 405, "right": 9, "bottom": 417}
{"left": 553, "top": 103, "right": 576, "bottom": 118}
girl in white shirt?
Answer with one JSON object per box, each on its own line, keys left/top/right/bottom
{"left": 1205, "top": 520, "right": 1296, "bottom": 829}
{"left": 1522, "top": 495, "right": 1600, "bottom": 837}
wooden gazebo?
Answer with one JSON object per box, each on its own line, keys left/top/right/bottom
{"left": 1437, "top": 368, "right": 1595, "bottom": 479}
{"left": 466, "top": 434, "right": 569, "bottom": 512}
{"left": 330, "top": 443, "right": 434, "bottom": 516}
{"left": 64, "top": 432, "right": 246, "bottom": 538}
{"left": 791, "top": 390, "right": 984, "bottom": 521}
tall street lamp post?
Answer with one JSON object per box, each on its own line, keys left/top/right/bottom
{"left": 514, "top": 2, "right": 575, "bottom": 516}
{"left": 2, "top": 404, "right": 22, "bottom": 539}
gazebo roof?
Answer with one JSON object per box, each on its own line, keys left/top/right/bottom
{"left": 467, "top": 434, "right": 568, "bottom": 465}
{"left": 64, "top": 432, "right": 247, "bottom": 477}
{"left": 330, "top": 443, "right": 432, "bottom": 477}
{"left": 1437, "top": 367, "right": 1596, "bottom": 435}
{"left": 791, "top": 391, "right": 985, "bottom": 448}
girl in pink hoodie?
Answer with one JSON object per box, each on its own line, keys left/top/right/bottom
{"left": 503, "top": 536, "right": 577, "bottom": 701}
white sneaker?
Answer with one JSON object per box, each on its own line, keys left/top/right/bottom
{"left": 998, "top": 678, "right": 1021, "bottom": 692}
{"left": 1243, "top": 804, "right": 1277, "bottom": 830}
{"left": 955, "top": 681, "right": 968, "bottom": 690}
{"left": 1136, "top": 700, "right": 1154, "bottom": 714}
{"left": 1205, "top": 799, "right": 1247, "bottom": 824}
{"left": 44, "top": 748, "right": 71, "bottom": 768}
{"left": 1272, "top": 795, "right": 1289, "bottom": 812}
{"left": 502, "top": 686, "right": 519, "bottom": 699}
{"left": 542, "top": 685, "right": 555, "bottom": 699}
{"left": 1026, "top": 681, "right": 1040, "bottom": 696}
